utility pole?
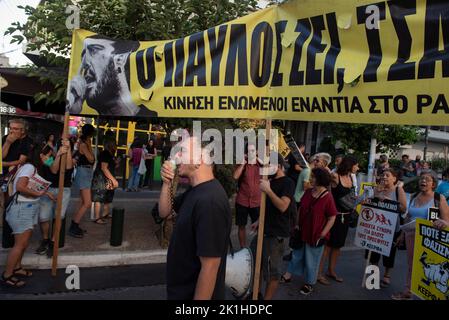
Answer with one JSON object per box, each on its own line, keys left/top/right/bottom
{"left": 423, "top": 126, "right": 430, "bottom": 161}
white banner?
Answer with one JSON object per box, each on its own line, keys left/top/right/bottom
{"left": 354, "top": 198, "right": 399, "bottom": 256}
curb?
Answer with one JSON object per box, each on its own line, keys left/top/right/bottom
{"left": 0, "top": 249, "right": 167, "bottom": 270}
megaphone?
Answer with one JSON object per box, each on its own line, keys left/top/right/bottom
{"left": 225, "top": 247, "right": 254, "bottom": 299}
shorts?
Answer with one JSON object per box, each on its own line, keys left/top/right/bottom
{"left": 6, "top": 201, "right": 39, "bottom": 234}
{"left": 39, "top": 187, "right": 71, "bottom": 223}
{"left": 327, "top": 214, "right": 350, "bottom": 249}
{"left": 235, "top": 203, "right": 259, "bottom": 226}
{"left": 251, "top": 235, "right": 287, "bottom": 281}
{"left": 92, "top": 189, "right": 115, "bottom": 204}
{"left": 73, "top": 166, "right": 93, "bottom": 190}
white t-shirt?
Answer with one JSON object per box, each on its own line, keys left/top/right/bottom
{"left": 13, "top": 164, "right": 40, "bottom": 202}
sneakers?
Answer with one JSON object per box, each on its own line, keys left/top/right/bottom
{"left": 69, "top": 223, "right": 84, "bottom": 238}
{"left": 35, "top": 239, "right": 50, "bottom": 255}
{"left": 300, "top": 284, "right": 314, "bottom": 295}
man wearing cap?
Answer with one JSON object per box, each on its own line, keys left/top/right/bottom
{"left": 250, "top": 152, "right": 296, "bottom": 300}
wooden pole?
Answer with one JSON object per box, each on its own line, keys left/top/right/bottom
{"left": 252, "top": 119, "right": 271, "bottom": 300}
{"left": 51, "top": 112, "right": 70, "bottom": 276}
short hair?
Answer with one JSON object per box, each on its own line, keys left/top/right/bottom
{"left": 402, "top": 154, "right": 409, "bottom": 159}
{"left": 81, "top": 124, "right": 95, "bottom": 140}
{"left": 382, "top": 168, "right": 400, "bottom": 184}
{"left": 443, "top": 168, "right": 449, "bottom": 179}
{"left": 312, "top": 167, "right": 332, "bottom": 187}
{"left": 420, "top": 171, "right": 439, "bottom": 190}
{"left": 380, "top": 154, "right": 388, "bottom": 162}
{"left": 8, "top": 118, "right": 28, "bottom": 132}
{"left": 313, "top": 152, "right": 332, "bottom": 167}
{"left": 337, "top": 156, "right": 358, "bottom": 175}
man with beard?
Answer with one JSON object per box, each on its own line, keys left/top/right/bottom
{"left": 158, "top": 136, "right": 231, "bottom": 300}
{"left": 67, "top": 36, "right": 157, "bottom": 117}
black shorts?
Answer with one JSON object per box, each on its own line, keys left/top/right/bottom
{"left": 91, "top": 189, "right": 115, "bottom": 204}
{"left": 328, "top": 214, "right": 350, "bottom": 249}
{"left": 235, "top": 203, "right": 259, "bottom": 226}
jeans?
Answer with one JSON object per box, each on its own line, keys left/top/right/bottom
{"left": 127, "top": 166, "right": 141, "bottom": 189}
{"left": 287, "top": 244, "right": 325, "bottom": 285}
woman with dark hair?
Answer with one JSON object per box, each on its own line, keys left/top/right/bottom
{"left": 365, "top": 168, "right": 407, "bottom": 288}
{"left": 1, "top": 146, "right": 55, "bottom": 288}
{"left": 317, "top": 156, "right": 359, "bottom": 284}
{"left": 70, "top": 124, "right": 95, "bottom": 238}
{"left": 392, "top": 171, "right": 449, "bottom": 300}
{"left": 280, "top": 168, "right": 337, "bottom": 295}
{"left": 44, "top": 134, "right": 57, "bottom": 155}
{"left": 91, "top": 139, "right": 119, "bottom": 224}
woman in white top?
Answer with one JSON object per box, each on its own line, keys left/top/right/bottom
{"left": 1, "top": 149, "right": 55, "bottom": 288}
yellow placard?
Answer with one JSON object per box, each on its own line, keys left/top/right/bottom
{"left": 67, "top": 0, "right": 449, "bottom": 124}
{"left": 278, "top": 132, "right": 290, "bottom": 159}
{"left": 411, "top": 219, "right": 449, "bottom": 300}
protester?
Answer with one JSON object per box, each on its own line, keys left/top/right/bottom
{"left": 43, "top": 134, "right": 57, "bottom": 155}
{"left": 159, "top": 136, "right": 231, "bottom": 300}
{"left": 400, "top": 154, "right": 415, "bottom": 181}
{"left": 36, "top": 140, "right": 74, "bottom": 256}
{"left": 281, "top": 168, "right": 337, "bottom": 295}
{"left": 1, "top": 147, "right": 55, "bottom": 288}
{"left": 126, "top": 139, "right": 143, "bottom": 192}
{"left": 392, "top": 171, "right": 449, "bottom": 300}
{"left": 318, "top": 156, "right": 359, "bottom": 284}
{"left": 310, "top": 153, "right": 332, "bottom": 172}
{"left": 91, "top": 139, "right": 119, "bottom": 224}
{"left": 413, "top": 155, "right": 422, "bottom": 175}
{"left": 419, "top": 160, "right": 431, "bottom": 174}
{"left": 1, "top": 119, "right": 33, "bottom": 242}
{"left": 365, "top": 168, "right": 407, "bottom": 288}
{"left": 250, "top": 152, "right": 296, "bottom": 300}
{"left": 69, "top": 124, "right": 95, "bottom": 238}
{"left": 436, "top": 168, "right": 449, "bottom": 205}
{"left": 286, "top": 143, "right": 305, "bottom": 184}
{"left": 331, "top": 155, "right": 343, "bottom": 173}
{"left": 142, "top": 139, "right": 157, "bottom": 189}
{"left": 233, "top": 143, "right": 261, "bottom": 248}
{"left": 375, "top": 154, "right": 390, "bottom": 183}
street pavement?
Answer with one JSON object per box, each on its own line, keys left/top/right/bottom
{"left": 1, "top": 187, "right": 412, "bottom": 300}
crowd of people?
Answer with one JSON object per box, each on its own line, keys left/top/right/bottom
{"left": 0, "top": 119, "right": 159, "bottom": 288}
{"left": 2, "top": 118, "right": 449, "bottom": 301}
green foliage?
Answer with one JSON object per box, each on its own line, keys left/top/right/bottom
{"left": 6, "top": 0, "right": 258, "bottom": 105}
{"left": 320, "top": 123, "right": 421, "bottom": 172}
{"left": 430, "top": 157, "right": 448, "bottom": 173}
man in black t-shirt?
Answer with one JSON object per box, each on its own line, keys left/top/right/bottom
{"left": 159, "top": 136, "right": 231, "bottom": 300}
{"left": 2, "top": 119, "right": 33, "bottom": 175}
{"left": 250, "top": 152, "right": 296, "bottom": 300}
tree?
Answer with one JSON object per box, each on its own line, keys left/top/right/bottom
{"left": 5, "top": 0, "right": 258, "bottom": 105}
{"left": 319, "top": 123, "right": 422, "bottom": 171}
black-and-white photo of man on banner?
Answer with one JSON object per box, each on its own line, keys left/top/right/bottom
{"left": 66, "top": 35, "right": 157, "bottom": 117}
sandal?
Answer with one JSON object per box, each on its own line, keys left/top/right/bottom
{"left": 317, "top": 276, "right": 331, "bottom": 285}
{"left": 101, "top": 213, "right": 112, "bottom": 220}
{"left": 380, "top": 275, "right": 391, "bottom": 288}
{"left": 326, "top": 273, "right": 343, "bottom": 283}
{"left": 93, "top": 218, "right": 107, "bottom": 225}
{"left": 1, "top": 272, "right": 26, "bottom": 288}
{"left": 391, "top": 291, "right": 412, "bottom": 300}
{"left": 13, "top": 267, "right": 33, "bottom": 277}
{"left": 280, "top": 274, "right": 292, "bottom": 283}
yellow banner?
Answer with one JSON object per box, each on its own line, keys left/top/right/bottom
{"left": 67, "top": 0, "right": 449, "bottom": 124}
{"left": 411, "top": 219, "right": 449, "bottom": 300}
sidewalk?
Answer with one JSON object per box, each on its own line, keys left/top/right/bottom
{"left": 1, "top": 187, "right": 363, "bottom": 270}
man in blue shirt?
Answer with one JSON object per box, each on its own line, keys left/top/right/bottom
{"left": 436, "top": 169, "right": 449, "bottom": 205}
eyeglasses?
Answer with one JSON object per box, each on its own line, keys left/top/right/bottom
{"left": 419, "top": 176, "right": 433, "bottom": 182}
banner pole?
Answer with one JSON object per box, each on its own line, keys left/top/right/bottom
{"left": 252, "top": 118, "right": 271, "bottom": 300}
{"left": 51, "top": 112, "right": 70, "bottom": 276}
